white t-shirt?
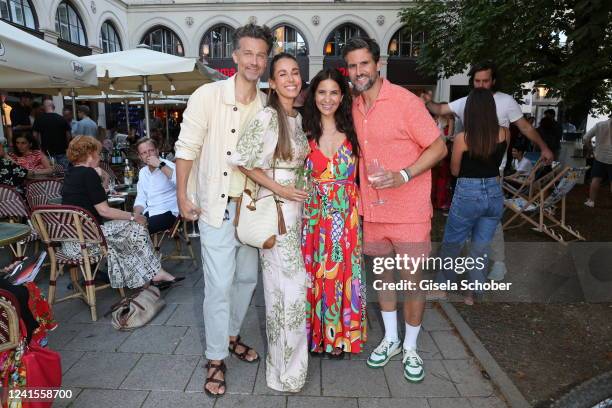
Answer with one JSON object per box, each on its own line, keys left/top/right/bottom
{"left": 449, "top": 91, "right": 522, "bottom": 171}
{"left": 448, "top": 92, "right": 523, "bottom": 128}
{"left": 512, "top": 157, "right": 533, "bottom": 175}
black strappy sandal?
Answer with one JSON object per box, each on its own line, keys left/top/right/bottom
{"left": 204, "top": 360, "right": 227, "bottom": 398}
{"left": 151, "top": 276, "right": 185, "bottom": 291}
{"left": 228, "top": 335, "right": 260, "bottom": 363}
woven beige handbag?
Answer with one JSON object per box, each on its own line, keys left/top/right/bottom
{"left": 234, "top": 168, "right": 286, "bottom": 249}
{"left": 110, "top": 286, "right": 165, "bottom": 331}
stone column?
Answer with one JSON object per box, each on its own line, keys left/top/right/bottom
{"left": 309, "top": 55, "right": 324, "bottom": 81}
{"left": 379, "top": 55, "right": 389, "bottom": 79}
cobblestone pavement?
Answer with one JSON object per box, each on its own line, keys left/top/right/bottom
{"left": 36, "top": 241, "right": 509, "bottom": 408}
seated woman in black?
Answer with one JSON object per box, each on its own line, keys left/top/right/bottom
{"left": 61, "top": 136, "right": 180, "bottom": 289}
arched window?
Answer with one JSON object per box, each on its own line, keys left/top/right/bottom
{"left": 272, "top": 25, "right": 308, "bottom": 57}
{"left": 100, "top": 21, "right": 122, "bottom": 53}
{"left": 323, "top": 24, "right": 367, "bottom": 57}
{"left": 200, "top": 25, "right": 234, "bottom": 60}
{"left": 0, "top": 0, "right": 37, "bottom": 29}
{"left": 388, "top": 27, "right": 425, "bottom": 58}
{"left": 141, "top": 26, "right": 184, "bottom": 56}
{"left": 55, "top": 1, "right": 86, "bottom": 46}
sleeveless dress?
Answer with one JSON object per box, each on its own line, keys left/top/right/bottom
{"left": 302, "top": 138, "right": 367, "bottom": 354}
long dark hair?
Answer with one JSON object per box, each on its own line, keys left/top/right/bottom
{"left": 14, "top": 133, "right": 39, "bottom": 156}
{"left": 464, "top": 88, "right": 499, "bottom": 160}
{"left": 268, "top": 52, "right": 299, "bottom": 162}
{"left": 303, "top": 68, "right": 360, "bottom": 157}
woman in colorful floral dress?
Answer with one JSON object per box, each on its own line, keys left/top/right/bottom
{"left": 0, "top": 277, "right": 57, "bottom": 400}
{"left": 230, "top": 53, "right": 310, "bottom": 392}
{"left": 302, "top": 68, "right": 367, "bottom": 358}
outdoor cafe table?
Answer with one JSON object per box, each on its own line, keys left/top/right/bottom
{"left": 0, "top": 222, "right": 31, "bottom": 247}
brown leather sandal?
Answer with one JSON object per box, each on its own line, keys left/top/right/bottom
{"left": 204, "top": 360, "right": 226, "bottom": 398}
{"left": 228, "top": 335, "right": 260, "bottom": 363}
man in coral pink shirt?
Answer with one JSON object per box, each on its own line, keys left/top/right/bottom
{"left": 343, "top": 37, "right": 447, "bottom": 383}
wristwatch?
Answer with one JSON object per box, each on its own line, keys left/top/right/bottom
{"left": 158, "top": 161, "right": 167, "bottom": 170}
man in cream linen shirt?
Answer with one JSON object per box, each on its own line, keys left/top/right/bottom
{"left": 174, "top": 24, "right": 272, "bottom": 397}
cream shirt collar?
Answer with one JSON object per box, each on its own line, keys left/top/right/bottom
{"left": 222, "top": 74, "right": 266, "bottom": 108}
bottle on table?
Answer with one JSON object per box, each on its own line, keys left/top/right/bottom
{"left": 111, "top": 147, "right": 118, "bottom": 164}
{"left": 124, "top": 158, "right": 134, "bottom": 186}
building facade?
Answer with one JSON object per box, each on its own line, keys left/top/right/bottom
{"left": 3, "top": 0, "right": 469, "bottom": 104}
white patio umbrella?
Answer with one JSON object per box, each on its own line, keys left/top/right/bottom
{"left": 0, "top": 20, "right": 98, "bottom": 121}
{"left": 81, "top": 45, "right": 225, "bottom": 137}
{"left": 129, "top": 99, "right": 186, "bottom": 106}
{"left": 0, "top": 20, "right": 97, "bottom": 90}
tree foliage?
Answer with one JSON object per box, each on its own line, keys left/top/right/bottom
{"left": 399, "top": 0, "right": 612, "bottom": 123}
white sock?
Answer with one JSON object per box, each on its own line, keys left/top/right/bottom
{"left": 381, "top": 310, "right": 399, "bottom": 342}
{"left": 404, "top": 323, "right": 421, "bottom": 351}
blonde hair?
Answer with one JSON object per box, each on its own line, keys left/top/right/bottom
{"left": 67, "top": 136, "right": 101, "bottom": 164}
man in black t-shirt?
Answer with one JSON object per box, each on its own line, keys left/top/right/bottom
{"left": 10, "top": 93, "right": 32, "bottom": 138}
{"left": 32, "top": 100, "right": 70, "bottom": 169}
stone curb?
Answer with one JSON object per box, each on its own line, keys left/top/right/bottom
{"left": 438, "top": 302, "right": 532, "bottom": 408}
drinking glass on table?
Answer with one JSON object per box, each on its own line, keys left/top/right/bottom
{"left": 186, "top": 193, "right": 200, "bottom": 238}
{"left": 108, "top": 179, "right": 116, "bottom": 195}
{"left": 367, "top": 159, "right": 386, "bottom": 205}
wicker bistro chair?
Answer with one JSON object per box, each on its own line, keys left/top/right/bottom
{"left": 30, "top": 205, "right": 124, "bottom": 321}
{"left": 0, "top": 184, "right": 38, "bottom": 260}
{"left": 151, "top": 216, "right": 196, "bottom": 263}
{"left": 25, "top": 179, "right": 63, "bottom": 208}
{"left": 0, "top": 289, "right": 21, "bottom": 353}
{"left": 49, "top": 163, "right": 65, "bottom": 178}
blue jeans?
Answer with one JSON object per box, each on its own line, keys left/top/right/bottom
{"left": 436, "top": 177, "right": 504, "bottom": 293}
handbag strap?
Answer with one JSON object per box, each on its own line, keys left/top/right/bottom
{"left": 241, "top": 162, "right": 277, "bottom": 198}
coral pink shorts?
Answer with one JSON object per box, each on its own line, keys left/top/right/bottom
{"left": 363, "top": 221, "right": 432, "bottom": 258}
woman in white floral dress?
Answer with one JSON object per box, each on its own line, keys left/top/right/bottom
{"left": 230, "top": 53, "right": 310, "bottom": 392}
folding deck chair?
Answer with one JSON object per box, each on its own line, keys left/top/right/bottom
{"left": 503, "top": 164, "right": 588, "bottom": 244}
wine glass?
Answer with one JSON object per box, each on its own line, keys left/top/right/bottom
{"left": 108, "top": 179, "right": 116, "bottom": 195}
{"left": 367, "top": 159, "right": 386, "bottom": 205}
{"left": 297, "top": 170, "right": 313, "bottom": 219}
{"left": 186, "top": 193, "right": 200, "bottom": 238}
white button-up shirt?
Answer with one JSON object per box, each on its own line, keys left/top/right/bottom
{"left": 134, "top": 159, "right": 178, "bottom": 216}
{"left": 174, "top": 74, "right": 266, "bottom": 228}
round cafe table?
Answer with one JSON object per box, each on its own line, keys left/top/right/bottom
{"left": 0, "top": 223, "right": 31, "bottom": 247}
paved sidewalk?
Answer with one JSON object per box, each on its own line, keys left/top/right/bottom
{"left": 39, "top": 242, "right": 509, "bottom": 408}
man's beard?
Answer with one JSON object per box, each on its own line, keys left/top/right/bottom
{"left": 352, "top": 74, "right": 375, "bottom": 93}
